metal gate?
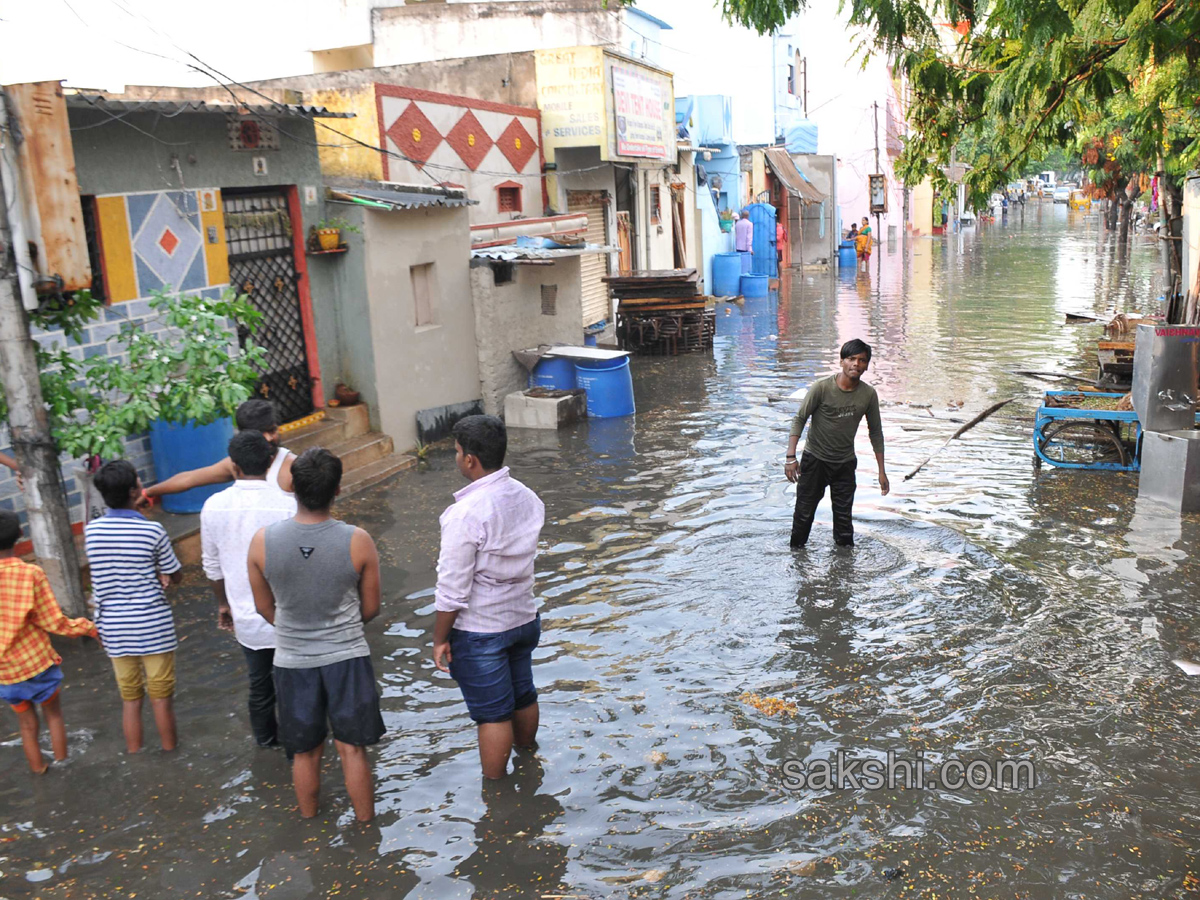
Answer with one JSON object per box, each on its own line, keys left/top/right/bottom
{"left": 567, "top": 191, "right": 610, "bottom": 329}
{"left": 222, "top": 189, "right": 313, "bottom": 422}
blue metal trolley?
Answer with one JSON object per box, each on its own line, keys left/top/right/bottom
{"left": 1033, "top": 391, "right": 1141, "bottom": 471}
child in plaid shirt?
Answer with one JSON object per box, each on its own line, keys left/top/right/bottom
{"left": 0, "top": 511, "right": 97, "bottom": 773}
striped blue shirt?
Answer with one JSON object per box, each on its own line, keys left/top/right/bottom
{"left": 85, "top": 508, "right": 182, "bottom": 657}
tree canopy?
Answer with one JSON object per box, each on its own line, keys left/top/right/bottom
{"left": 658, "top": 0, "right": 1200, "bottom": 208}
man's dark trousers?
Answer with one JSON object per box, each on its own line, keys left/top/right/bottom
{"left": 241, "top": 646, "right": 278, "bottom": 746}
{"left": 790, "top": 451, "right": 857, "bottom": 547}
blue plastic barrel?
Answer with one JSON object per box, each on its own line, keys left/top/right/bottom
{"left": 838, "top": 239, "right": 857, "bottom": 269}
{"left": 530, "top": 356, "right": 577, "bottom": 390}
{"left": 748, "top": 203, "right": 778, "bottom": 275}
{"left": 740, "top": 274, "right": 769, "bottom": 298}
{"left": 712, "top": 252, "right": 742, "bottom": 296}
{"left": 739, "top": 250, "right": 753, "bottom": 273}
{"left": 149, "top": 416, "right": 235, "bottom": 514}
{"left": 574, "top": 357, "right": 635, "bottom": 417}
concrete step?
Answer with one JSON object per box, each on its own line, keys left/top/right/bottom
{"left": 325, "top": 404, "right": 370, "bottom": 440}
{"left": 327, "top": 431, "right": 393, "bottom": 472}
{"left": 341, "top": 453, "right": 418, "bottom": 497}
{"left": 283, "top": 417, "right": 347, "bottom": 453}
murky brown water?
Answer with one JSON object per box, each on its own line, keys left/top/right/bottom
{"left": 6, "top": 204, "right": 1200, "bottom": 899}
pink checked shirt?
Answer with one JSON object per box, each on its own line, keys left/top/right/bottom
{"left": 435, "top": 467, "right": 545, "bottom": 633}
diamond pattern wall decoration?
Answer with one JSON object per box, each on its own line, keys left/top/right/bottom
{"left": 386, "top": 102, "right": 443, "bottom": 167}
{"left": 132, "top": 192, "right": 204, "bottom": 291}
{"left": 446, "top": 110, "right": 495, "bottom": 172}
{"left": 496, "top": 118, "right": 537, "bottom": 172}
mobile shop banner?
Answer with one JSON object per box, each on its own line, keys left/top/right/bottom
{"left": 612, "top": 65, "right": 669, "bottom": 159}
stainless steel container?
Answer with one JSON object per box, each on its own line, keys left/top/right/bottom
{"left": 1138, "top": 429, "right": 1200, "bottom": 512}
{"left": 1132, "top": 324, "right": 1200, "bottom": 433}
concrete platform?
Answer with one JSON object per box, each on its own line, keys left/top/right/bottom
{"left": 504, "top": 389, "right": 587, "bottom": 429}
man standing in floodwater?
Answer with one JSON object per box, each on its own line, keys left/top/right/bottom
{"left": 432, "top": 415, "right": 545, "bottom": 780}
{"left": 784, "top": 339, "right": 889, "bottom": 547}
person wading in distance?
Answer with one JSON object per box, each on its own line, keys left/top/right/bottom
{"left": 785, "top": 339, "right": 889, "bottom": 548}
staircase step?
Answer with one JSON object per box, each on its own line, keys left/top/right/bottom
{"left": 282, "top": 417, "right": 346, "bottom": 453}
{"left": 328, "top": 431, "right": 393, "bottom": 472}
{"left": 340, "top": 452, "right": 418, "bottom": 497}
{"left": 325, "top": 404, "right": 370, "bottom": 440}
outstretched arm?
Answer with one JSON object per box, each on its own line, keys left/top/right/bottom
{"left": 867, "top": 394, "right": 888, "bottom": 494}
{"left": 145, "top": 458, "right": 237, "bottom": 499}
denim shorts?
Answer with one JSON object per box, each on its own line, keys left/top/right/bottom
{"left": 449, "top": 615, "right": 541, "bottom": 724}
{"left": 1, "top": 665, "right": 64, "bottom": 712}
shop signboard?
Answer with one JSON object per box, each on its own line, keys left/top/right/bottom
{"left": 535, "top": 47, "right": 608, "bottom": 159}
{"left": 610, "top": 63, "right": 672, "bottom": 160}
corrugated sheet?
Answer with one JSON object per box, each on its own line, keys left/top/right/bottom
{"left": 65, "top": 94, "right": 355, "bottom": 118}
{"left": 764, "top": 147, "right": 826, "bottom": 205}
{"left": 567, "top": 194, "right": 610, "bottom": 328}
{"left": 330, "top": 186, "right": 478, "bottom": 209}
{"left": 471, "top": 243, "right": 619, "bottom": 260}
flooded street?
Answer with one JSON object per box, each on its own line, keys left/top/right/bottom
{"left": 5, "top": 207, "right": 1200, "bottom": 899}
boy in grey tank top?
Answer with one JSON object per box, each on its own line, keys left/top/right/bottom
{"left": 248, "top": 448, "right": 384, "bottom": 822}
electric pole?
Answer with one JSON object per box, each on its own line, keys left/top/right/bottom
{"left": 873, "top": 101, "right": 882, "bottom": 248}
{"left": 0, "top": 93, "right": 88, "bottom": 617}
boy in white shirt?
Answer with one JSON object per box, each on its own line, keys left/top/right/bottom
{"left": 201, "top": 431, "right": 296, "bottom": 747}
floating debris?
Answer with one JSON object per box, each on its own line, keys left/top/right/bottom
{"left": 739, "top": 692, "right": 798, "bottom": 717}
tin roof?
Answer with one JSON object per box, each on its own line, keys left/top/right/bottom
{"left": 764, "top": 147, "right": 827, "bottom": 205}
{"left": 65, "top": 94, "right": 355, "bottom": 118}
{"left": 472, "top": 244, "right": 619, "bottom": 261}
{"left": 329, "top": 184, "right": 478, "bottom": 210}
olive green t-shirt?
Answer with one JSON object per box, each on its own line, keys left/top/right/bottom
{"left": 789, "top": 375, "right": 884, "bottom": 464}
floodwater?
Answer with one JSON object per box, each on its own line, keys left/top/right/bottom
{"left": 5, "top": 204, "right": 1200, "bottom": 899}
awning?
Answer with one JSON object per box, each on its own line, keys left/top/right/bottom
{"left": 764, "top": 147, "right": 826, "bottom": 205}
{"left": 472, "top": 244, "right": 619, "bottom": 261}
{"left": 65, "top": 94, "right": 355, "bottom": 118}
{"left": 329, "top": 185, "right": 477, "bottom": 210}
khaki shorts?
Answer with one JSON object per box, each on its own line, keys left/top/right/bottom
{"left": 111, "top": 652, "right": 176, "bottom": 701}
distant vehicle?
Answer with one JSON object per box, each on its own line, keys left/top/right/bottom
{"left": 1053, "top": 185, "right": 1072, "bottom": 203}
{"left": 1068, "top": 190, "right": 1092, "bottom": 211}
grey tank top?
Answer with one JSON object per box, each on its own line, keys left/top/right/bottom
{"left": 263, "top": 518, "right": 369, "bottom": 669}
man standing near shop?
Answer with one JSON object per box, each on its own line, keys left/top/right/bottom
{"left": 784, "top": 339, "right": 889, "bottom": 548}
{"left": 734, "top": 209, "right": 754, "bottom": 266}
{"left": 201, "top": 431, "right": 296, "bottom": 748}
{"left": 432, "top": 415, "right": 545, "bottom": 781}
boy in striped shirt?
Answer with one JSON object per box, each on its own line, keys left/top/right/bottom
{"left": 85, "top": 460, "right": 184, "bottom": 753}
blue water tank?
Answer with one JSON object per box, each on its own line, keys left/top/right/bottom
{"left": 838, "top": 243, "right": 857, "bottom": 268}
{"left": 712, "top": 252, "right": 742, "bottom": 296}
{"left": 748, "top": 203, "right": 777, "bottom": 275}
{"left": 530, "top": 356, "right": 577, "bottom": 390}
{"left": 740, "top": 274, "right": 769, "bottom": 298}
{"left": 575, "top": 357, "right": 635, "bottom": 417}
{"left": 739, "top": 250, "right": 753, "bottom": 273}
{"left": 149, "top": 417, "right": 235, "bottom": 514}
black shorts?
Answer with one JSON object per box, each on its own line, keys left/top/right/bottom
{"left": 273, "top": 656, "right": 386, "bottom": 754}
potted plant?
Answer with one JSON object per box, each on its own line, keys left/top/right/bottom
{"left": 718, "top": 208, "right": 736, "bottom": 233}
{"left": 81, "top": 289, "right": 267, "bottom": 512}
{"left": 313, "top": 216, "right": 361, "bottom": 251}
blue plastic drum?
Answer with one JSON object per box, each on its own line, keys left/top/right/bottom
{"left": 740, "top": 274, "right": 769, "bottom": 298}
{"left": 739, "top": 250, "right": 753, "bottom": 273}
{"left": 149, "top": 417, "right": 235, "bottom": 514}
{"left": 712, "top": 252, "right": 742, "bottom": 296}
{"left": 530, "top": 356, "right": 577, "bottom": 390}
{"left": 838, "top": 239, "right": 857, "bottom": 269}
{"left": 574, "top": 357, "right": 635, "bottom": 418}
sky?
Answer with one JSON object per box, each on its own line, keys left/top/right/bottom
{"left": 0, "top": 0, "right": 850, "bottom": 144}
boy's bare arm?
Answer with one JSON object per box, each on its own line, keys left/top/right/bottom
{"left": 30, "top": 573, "right": 97, "bottom": 639}
{"left": 351, "top": 527, "right": 381, "bottom": 623}
{"left": 248, "top": 529, "right": 277, "bottom": 624}
{"left": 145, "top": 458, "right": 237, "bottom": 498}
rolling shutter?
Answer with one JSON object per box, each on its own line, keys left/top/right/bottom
{"left": 567, "top": 191, "right": 610, "bottom": 328}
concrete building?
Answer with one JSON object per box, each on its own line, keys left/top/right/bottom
{"left": 791, "top": 154, "right": 838, "bottom": 265}
{"left": 308, "top": 0, "right": 672, "bottom": 72}
{"left": 0, "top": 83, "right": 365, "bottom": 528}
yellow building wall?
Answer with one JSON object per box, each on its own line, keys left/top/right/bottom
{"left": 307, "top": 85, "right": 386, "bottom": 182}
{"left": 911, "top": 177, "right": 934, "bottom": 235}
